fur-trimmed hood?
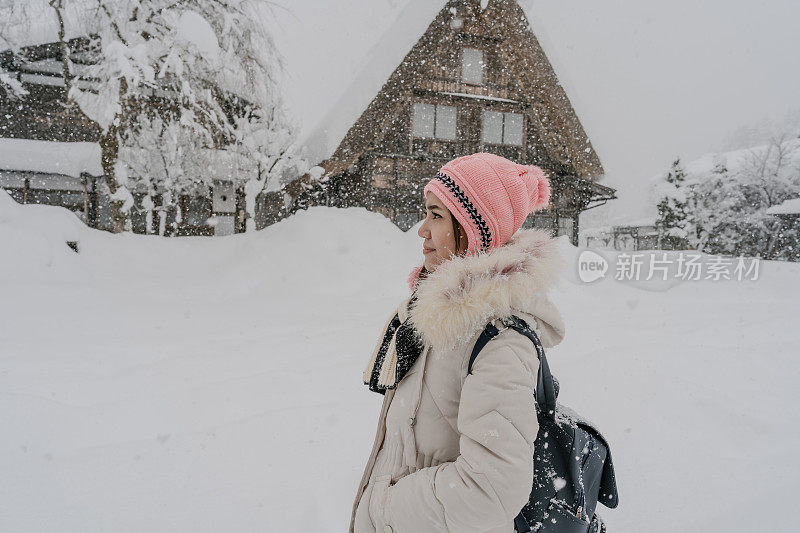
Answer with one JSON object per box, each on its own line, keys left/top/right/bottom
{"left": 407, "top": 228, "right": 566, "bottom": 353}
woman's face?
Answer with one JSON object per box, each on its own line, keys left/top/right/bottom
{"left": 418, "top": 191, "right": 461, "bottom": 271}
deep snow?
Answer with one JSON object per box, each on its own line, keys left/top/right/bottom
{"left": 1, "top": 190, "right": 798, "bottom": 532}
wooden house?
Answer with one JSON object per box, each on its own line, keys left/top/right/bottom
{"left": 283, "top": 0, "right": 616, "bottom": 245}
{"left": 0, "top": 37, "right": 251, "bottom": 236}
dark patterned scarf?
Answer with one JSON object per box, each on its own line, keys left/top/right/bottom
{"left": 363, "top": 294, "right": 425, "bottom": 395}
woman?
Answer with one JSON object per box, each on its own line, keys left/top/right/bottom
{"left": 351, "top": 153, "right": 567, "bottom": 533}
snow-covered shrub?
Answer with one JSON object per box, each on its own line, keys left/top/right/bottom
{"left": 664, "top": 135, "right": 800, "bottom": 260}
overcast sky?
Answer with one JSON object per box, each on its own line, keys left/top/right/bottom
{"left": 524, "top": 0, "right": 800, "bottom": 225}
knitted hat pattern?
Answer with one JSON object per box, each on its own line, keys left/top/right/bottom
{"left": 423, "top": 152, "right": 551, "bottom": 257}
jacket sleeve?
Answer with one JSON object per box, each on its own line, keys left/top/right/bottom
{"left": 379, "top": 336, "right": 540, "bottom": 532}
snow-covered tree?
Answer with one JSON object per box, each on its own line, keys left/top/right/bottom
{"left": 738, "top": 134, "right": 800, "bottom": 259}
{"left": 64, "top": 0, "right": 304, "bottom": 233}
{"left": 0, "top": 2, "right": 34, "bottom": 98}
{"left": 682, "top": 134, "right": 800, "bottom": 259}
{"left": 767, "top": 210, "right": 800, "bottom": 262}
{"left": 687, "top": 157, "right": 733, "bottom": 254}
{"left": 3, "top": 0, "right": 304, "bottom": 233}
{"left": 655, "top": 158, "right": 689, "bottom": 249}
{"left": 118, "top": 114, "right": 210, "bottom": 235}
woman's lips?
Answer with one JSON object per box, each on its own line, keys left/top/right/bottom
{"left": 423, "top": 246, "right": 434, "bottom": 254}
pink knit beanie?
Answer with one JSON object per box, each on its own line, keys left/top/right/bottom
{"left": 423, "top": 152, "right": 551, "bottom": 256}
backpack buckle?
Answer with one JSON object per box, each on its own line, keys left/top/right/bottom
{"left": 492, "top": 317, "right": 512, "bottom": 333}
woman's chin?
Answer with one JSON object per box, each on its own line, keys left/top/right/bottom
{"left": 423, "top": 257, "right": 440, "bottom": 272}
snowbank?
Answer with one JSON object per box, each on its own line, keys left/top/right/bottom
{"left": 1, "top": 193, "right": 798, "bottom": 532}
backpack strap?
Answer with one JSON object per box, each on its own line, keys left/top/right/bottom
{"left": 467, "top": 315, "right": 558, "bottom": 417}
{"left": 514, "top": 513, "right": 532, "bottom": 533}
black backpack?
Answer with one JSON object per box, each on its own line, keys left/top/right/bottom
{"left": 468, "top": 315, "right": 619, "bottom": 532}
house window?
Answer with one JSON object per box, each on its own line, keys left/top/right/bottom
{"left": 481, "top": 110, "right": 523, "bottom": 146}
{"left": 558, "top": 217, "right": 575, "bottom": 241}
{"left": 412, "top": 103, "right": 457, "bottom": 140}
{"left": 372, "top": 174, "right": 393, "bottom": 188}
{"left": 523, "top": 214, "right": 554, "bottom": 232}
{"left": 182, "top": 195, "right": 211, "bottom": 226}
{"left": 461, "top": 48, "right": 484, "bottom": 85}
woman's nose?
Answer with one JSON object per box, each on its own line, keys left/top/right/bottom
{"left": 418, "top": 220, "right": 429, "bottom": 238}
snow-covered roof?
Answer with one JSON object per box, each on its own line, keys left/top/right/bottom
{"left": 766, "top": 198, "right": 800, "bottom": 215}
{"left": 270, "top": 0, "right": 603, "bottom": 177}
{"left": 0, "top": 138, "right": 102, "bottom": 178}
{"left": 0, "top": 1, "right": 87, "bottom": 51}
{"left": 1, "top": 0, "right": 394, "bottom": 167}
{"left": 267, "top": 0, "right": 447, "bottom": 166}
{"left": 5, "top": 0, "right": 595, "bottom": 175}
{"left": 4, "top": 0, "right": 436, "bottom": 167}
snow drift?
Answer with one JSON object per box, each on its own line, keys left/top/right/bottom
{"left": 1, "top": 191, "right": 798, "bottom": 532}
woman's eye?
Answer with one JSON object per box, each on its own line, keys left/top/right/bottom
{"left": 432, "top": 213, "right": 441, "bottom": 219}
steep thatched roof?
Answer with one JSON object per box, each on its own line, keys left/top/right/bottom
{"left": 315, "top": 0, "right": 603, "bottom": 180}
{"left": 486, "top": 0, "right": 603, "bottom": 178}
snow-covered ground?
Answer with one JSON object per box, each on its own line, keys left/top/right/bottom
{"left": 1, "top": 190, "right": 798, "bottom": 532}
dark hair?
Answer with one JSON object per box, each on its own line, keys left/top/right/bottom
{"left": 451, "top": 215, "right": 468, "bottom": 256}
